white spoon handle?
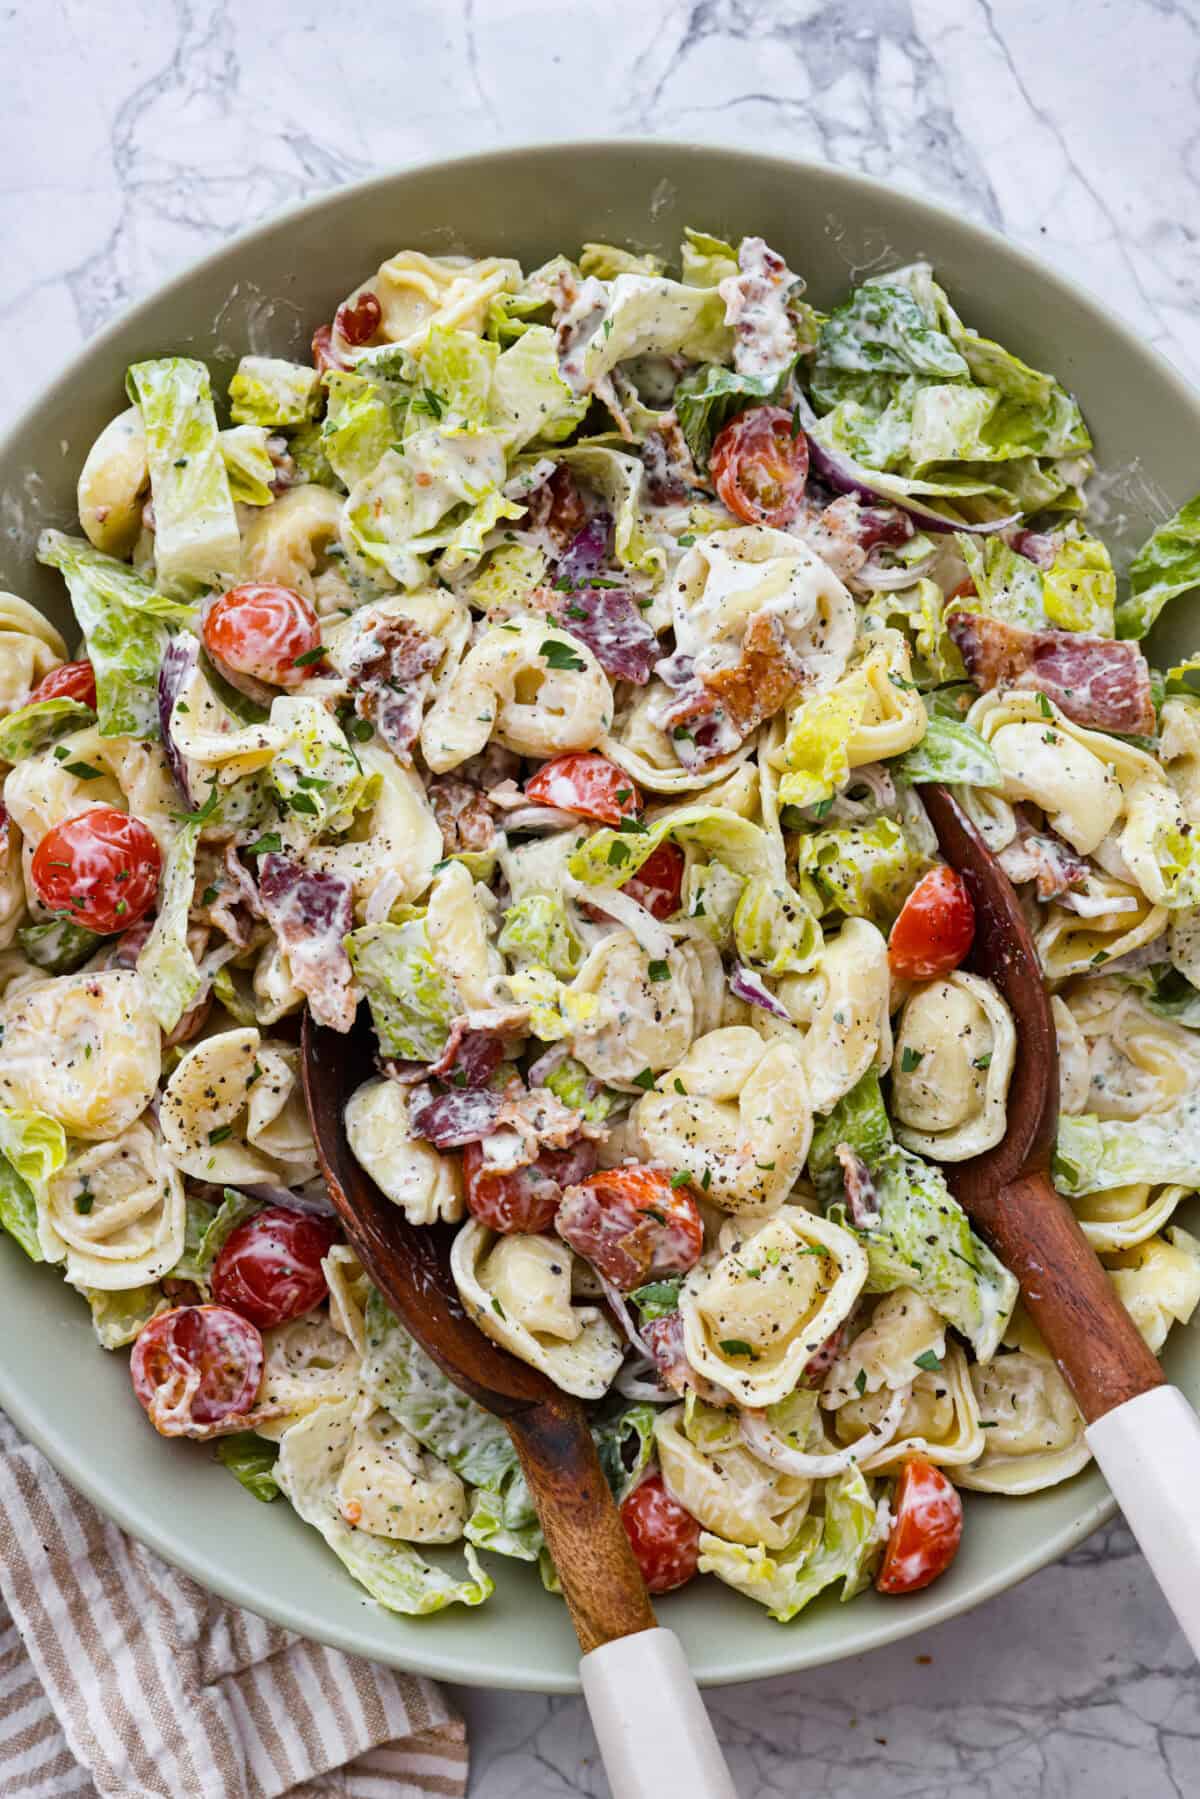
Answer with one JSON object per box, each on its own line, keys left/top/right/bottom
{"left": 580, "top": 1627, "right": 737, "bottom": 1798}
{"left": 1086, "top": 1384, "right": 1200, "bottom": 1657}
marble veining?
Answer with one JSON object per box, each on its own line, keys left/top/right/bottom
{"left": 2, "top": 1, "right": 1198, "bottom": 1791}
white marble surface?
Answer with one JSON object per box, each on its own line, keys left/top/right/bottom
{"left": 2, "top": 0, "right": 1198, "bottom": 1792}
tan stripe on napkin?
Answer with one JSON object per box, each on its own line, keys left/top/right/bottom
{"left": 0, "top": 1414, "right": 467, "bottom": 1799}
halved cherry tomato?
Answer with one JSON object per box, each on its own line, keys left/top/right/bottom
{"left": 619, "top": 1474, "right": 701, "bottom": 1594}
{"left": 211, "top": 1205, "right": 338, "bottom": 1330}
{"left": 204, "top": 583, "right": 322, "bottom": 688}
{"left": 334, "top": 289, "right": 382, "bottom": 347}
{"left": 620, "top": 840, "right": 684, "bottom": 920}
{"left": 525, "top": 754, "right": 641, "bottom": 826}
{"left": 462, "top": 1138, "right": 597, "bottom": 1235}
{"left": 876, "top": 1455, "right": 964, "bottom": 1594}
{"left": 131, "top": 1304, "right": 264, "bottom": 1438}
{"left": 30, "top": 806, "right": 161, "bottom": 935}
{"left": 556, "top": 1165, "right": 703, "bottom": 1291}
{"left": 888, "top": 865, "right": 975, "bottom": 982}
{"left": 27, "top": 659, "right": 97, "bottom": 710}
{"left": 710, "top": 405, "right": 809, "bottom": 528}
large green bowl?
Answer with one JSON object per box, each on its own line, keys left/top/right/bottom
{"left": 1, "top": 142, "right": 1195, "bottom": 1693}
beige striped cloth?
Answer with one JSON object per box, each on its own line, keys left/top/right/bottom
{"left": 0, "top": 1412, "right": 469, "bottom": 1798}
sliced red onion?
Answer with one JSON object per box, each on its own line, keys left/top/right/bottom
{"left": 237, "top": 1181, "right": 339, "bottom": 1219}
{"left": 793, "top": 393, "right": 1019, "bottom": 536}
{"left": 158, "top": 635, "right": 199, "bottom": 802}
{"left": 555, "top": 512, "right": 611, "bottom": 586}
{"left": 836, "top": 1143, "right": 880, "bottom": 1229}
{"left": 614, "top": 1354, "right": 677, "bottom": 1403}
{"left": 728, "top": 961, "right": 791, "bottom": 1021}
{"left": 598, "top": 1273, "right": 651, "bottom": 1356}
{"left": 527, "top": 1041, "right": 569, "bottom": 1088}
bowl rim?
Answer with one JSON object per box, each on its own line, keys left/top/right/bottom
{"left": 7, "top": 134, "right": 1195, "bottom": 1690}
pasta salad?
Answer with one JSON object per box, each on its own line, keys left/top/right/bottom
{"left": 4, "top": 227, "right": 1200, "bottom": 1620}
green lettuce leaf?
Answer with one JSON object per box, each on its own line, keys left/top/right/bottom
{"left": 680, "top": 228, "right": 740, "bottom": 289}
{"left": 542, "top": 1055, "right": 618, "bottom": 1125}
{"left": 0, "top": 1108, "right": 67, "bottom": 1262}
{"left": 683, "top": 859, "right": 746, "bottom": 944}
{"left": 171, "top": 1188, "right": 259, "bottom": 1293}
{"left": 269, "top": 697, "right": 373, "bottom": 836}
{"left": 891, "top": 712, "right": 1003, "bottom": 788}
{"left": 814, "top": 281, "right": 968, "bottom": 392}
{"left": 955, "top": 534, "right": 1045, "bottom": 629}
{"left": 489, "top": 326, "right": 589, "bottom": 451}
{"left": 17, "top": 916, "right": 102, "bottom": 974}
{"left": 343, "top": 428, "right": 517, "bottom": 588}
{"left": 548, "top": 445, "right": 663, "bottom": 579}
{"left": 415, "top": 326, "right": 496, "bottom": 427}
{"left": 859, "top": 578, "right": 965, "bottom": 690}
{"left": 321, "top": 368, "right": 405, "bottom": 488}
{"left": 1118, "top": 495, "right": 1200, "bottom": 639}
{"left": 345, "top": 919, "right": 456, "bottom": 1063}
{"left": 1055, "top": 1095, "right": 1200, "bottom": 1194}
{"left": 216, "top": 1433, "right": 281, "bottom": 1503}
{"left": 136, "top": 821, "right": 202, "bottom": 1032}
{"left": 0, "top": 1157, "right": 41, "bottom": 1260}
{"left": 630, "top": 1277, "right": 683, "bottom": 1322}
{"left": 580, "top": 243, "right": 666, "bottom": 280}
{"left": 836, "top": 1144, "right": 1017, "bottom": 1360}
{"left": 228, "top": 356, "right": 321, "bottom": 429}
{"left": 86, "top": 1284, "right": 165, "bottom": 1349}
{"left": 773, "top": 685, "right": 865, "bottom": 808}
{"left": 126, "top": 358, "right": 241, "bottom": 599}
{"left": 275, "top": 1396, "right": 492, "bottom": 1615}
{"left": 287, "top": 421, "right": 342, "bottom": 490}
{"left": 593, "top": 1404, "right": 658, "bottom": 1505}
{"left": 732, "top": 877, "right": 822, "bottom": 975}
{"left": 0, "top": 696, "right": 95, "bottom": 762}
{"left": 794, "top": 816, "right": 929, "bottom": 925}
{"left": 565, "top": 274, "right": 733, "bottom": 394}
{"left": 498, "top": 892, "right": 583, "bottom": 980}
{"left": 36, "top": 532, "right": 194, "bottom": 739}
{"left": 1042, "top": 535, "right": 1115, "bottom": 634}
{"left": 698, "top": 1466, "right": 880, "bottom": 1622}
{"left": 568, "top": 805, "right": 779, "bottom": 891}
{"left": 675, "top": 361, "right": 794, "bottom": 466}
{"left": 464, "top": 1468, "right": 542, "bottom": 1562}
{"left": 807, "top": 1070, "right": 894, "bottom": 1200}
{"left": 218, "top": 425, "right": 276, "bottom": 506}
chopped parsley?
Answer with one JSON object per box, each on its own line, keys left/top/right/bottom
{"left": 900, "top": 1047, "right": 924, "bottom": 1073}
{"left": 540, "top": 638, "right": 586, "bottom": 671}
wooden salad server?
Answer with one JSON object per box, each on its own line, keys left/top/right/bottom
{"left": 302, "top": 1011, "right": 736, "bottom": 1799}
{"left": 925, "top": 782, "right": 1200, "bottom": 1655}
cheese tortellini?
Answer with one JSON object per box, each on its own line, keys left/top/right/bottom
{"left": 422, "top": 621, "right": 612, "bottom": 772}
{"left": 159, "top": 1027, "right": 316, "bottom": 1184}
{"left": 40, "top": 1120, "right": 185, "bottom": 1292}
{"left": 771, "top": 917, "right": 892, "bottom": 1114}
{"left": 240, "top": 484, "right": 357, "bottom": 616}
{"left": 569, "top": 932, "right": 723, "bottom": 1084}
{"left": 958, "top": 1347, "right": 1090, "bottom": 1495}
{"left": 345, "top": 1077, "right": 464, "bottom": 1226}
{"left": 0, "top": 594, "right": 67, "bottom": 717}
{"left": 77, "top": 405, "right": 149, "bottom": 557}
{"left": 654, "top": 1404, "right": 811, "bottom": 1548}
{"left": 254, "top": 1312, "right": 364, "bottom": 1443}
{"left": 680, "top": 1207, "right": 868, "bottom": 1407}
{"left": 450, "top": 1224, "right": 623, "bottom": 1399}
{"left": 336, "top": 1405, "right": 468, "bottom": 1542}
{"left": 891, "top": 972, "right": 1016, "bottom": 1161}
{"left": 601, "top": 683, "right": 755, "bottom": 795}
{"left": 0, "top": 970, "right": 160, "bottom": 1140}
{"left": 335, "top": 249, "right": 521, "bottom": 354}
{"left": 1105, "top": 1228, "right": 1200, "bottom": 1353}
{"left": 634, "top": 1026, "right": 812, "bottom": 1213}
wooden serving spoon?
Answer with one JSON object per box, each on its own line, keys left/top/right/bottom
{"left": 302, "top": 1010, "right": 736, "bottom": 1799}
{"left": 925, "top": 783, "right": 1200, "bottom": 1654}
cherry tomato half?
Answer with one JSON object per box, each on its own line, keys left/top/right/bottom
{"left": 876, "top": 1455, "right": 964, "bottom": 1594}
{"left": 620, "top": 1474, "right": 701, "bottom": 1594}
{"left": 28, "top": 659, "right": 97, "bottom": 710}
{"left": 30, "top": 806, "right": 161, "bottom": 935}
{"left": 462, "top": 1138, "right": 597, "bottom": 1235}
{"left": 204, "top": 583, "right": 322, "bottom": 688}
{"left": 620, "top": 840, "right": 685, "bottom": 921}
{"left": 524, "top": 754, "right": 641, "bottom": 827}
{"left": 131, "top": 1304, "right": 264, "bottom": 1437}
{"left": 887, "top": 865, "right": 976, "bottom": 982}
{"left": 556, "top": 1165, "right": 703, "bottom": 1291}
{"left": 211, "top": 1205, "right": 338, "bottom": 1330}
{"left": 710, "top": 405, "right": 810, "bottom": 528}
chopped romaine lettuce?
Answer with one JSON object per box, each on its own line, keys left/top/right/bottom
{"left": 216, "top": 1433, "right": 281, "bottom": 1503}
{"left": 794, "top": 816, "right": 929, "bottom": 925}
{"left": 416, "top": 325, "right": 496, "bottom": 427}
{"left": 675, "top": 361, "right": 795, "bottom": 467}
{"left": 1055, "top": 1095, "right": 1200, "bottom": 1194}
{"left": 126, "top": 358, "right": 241, "bottom": 598}
{"left": 345, "top": 919, "right": 456, "bottom": 1063}
{"left": 490, "top": 326, "right": 589, "bottom": 451}
{"left": 171, "top": 1189, "right": 259, "bottom": 1294}
{"left": 680, "top": 228, "right": 740, "bottom": 289}
{"left": 17, "top": 916, "right": 102, "bottom": 974}
{"left": 218, "top": 425, "right": 276, "bottom": 506}
{"left": 580, "top": 243, "right": 666, "bottom": 281}
{"left": 955, "top": 535, "right": 1045, "bottom": 629}
{"left": 732, "top": 878, "right": 822, "bottom": 976}
{"left": 549, "top": 445, "right": 664, "bottom": 579}
{"left": 36, "top": 531, "right": 194, "bottom": 739}
{"left": 892, "top": 712, "right": 1003, "bottom": 788}
{"left": 542, "top": 1055, "right": 617, "bottom": 1125}
{"left": 228, "top": 355, "right": 321, "bottom": 429}
{"left": 807, "top": 1069, "right": 893, "bottom": 1199}
{"left": 343, "top": 428, "right": 518, "bottom": 588}
{"left": 568, "top": 805, "right": 780, "bottom": 891}
{"left": 1118, "top": 494, "right": 1200, "bottom": 640}
{"left": 321, "top": 368, "right": 405, "bottom": 488}
{"left": 698, "top": 1466, "right": 881, "bottom": 1622}
{"left": 498, "top": 893, "right": 583, "bottom": 980}
{"left": 0, "top": 695, "right": 95, "bottom": 762}
{"left": 564, "top": 275, "right": 732, "bottom": 396}
{"left": 773, "top": 685, "right": 865, "bottom": 808}
{"left": 1042, "top": 535, "right": 1115, "bottom": 634}
{"left": 85, "top": 1284, "right": 166, "bottom": 1348}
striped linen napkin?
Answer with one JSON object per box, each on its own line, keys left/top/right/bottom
{"left": 0, "top": 1412, "right": 468, "bottom": 1798}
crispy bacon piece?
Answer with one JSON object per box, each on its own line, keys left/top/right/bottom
{"left": 664, "top": 611, "right": 803, "bottom": 764}
{"left": 642, "top": 415, "right": 698, "bottom": 504}
{"left": 947, "top": 612, "right": 1155, "bottom": 736}
{"left": 642, "top": 1311, "right": 734, "bottom": 1405}
{"left": 998, "top": 806, "right": 1091, "bottom": 904}
{"left": 542, "top": 585, "right": 661, "bottom": 685}
{"left": 257, "top": 855, "right": 356, "bottom": 1032}
{"left": 343, "top": 615, "right": 443, "bottom": 762}
{"left": 407, "top": 1085, "right": 504, "bottom": 1148}
{"left": 525, "top": 464, "right": 590, "bottom": 549}
{"left": 427, "top": 776, "right": 497, "bottom": 853}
